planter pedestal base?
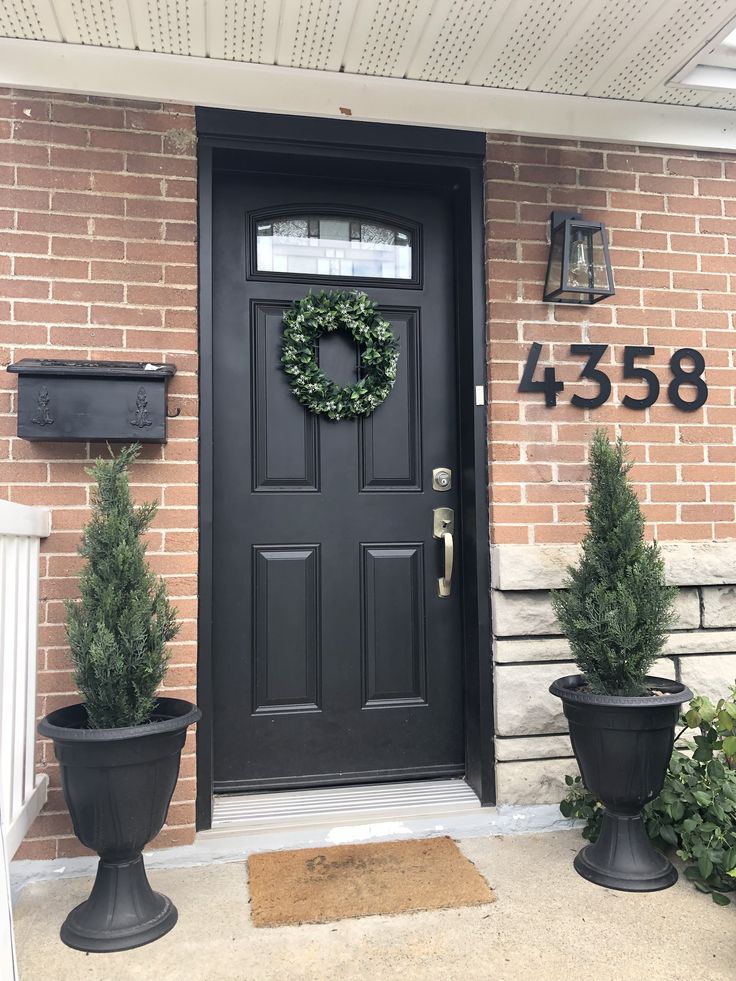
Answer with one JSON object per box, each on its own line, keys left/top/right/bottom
{"left": 574, "top": 810, "right": 678, "bottom": 892}
{"left": 60, "top": 855, "right": 177, "bottom": 953}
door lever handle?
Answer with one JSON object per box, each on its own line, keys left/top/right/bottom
{"left": 433, "top": 507, "right": 455, "bottom": 598}
{"left": 438, "top": 530, "right": 453, "bottom": 597}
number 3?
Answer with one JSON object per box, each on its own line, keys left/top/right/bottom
{"left": 570, "top": 344, "right": 611, "bottom": 409}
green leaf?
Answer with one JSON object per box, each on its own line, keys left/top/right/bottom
{"left": 711, "top": 891, "right": 731, "bottom": 906}
{"left": 659, "top": 824, "right": 678, "bottom": 846}
{"left": 709, "top": 758, "right": 726, "bottom": 781}
{"left": 717, "top": 709, "right": 734, "bottom": 730}
{"left": 701, "top": 702, "right": 718, "bottom": 723}
{"left": 698, "top": 853, "right": 714, "bottom": 880}
{"left": 722, "top": 735, "right": 736, "bottom": 757}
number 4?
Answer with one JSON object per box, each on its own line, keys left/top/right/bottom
{"left": 518, "top": 342, "right": 564, "bottom": 408}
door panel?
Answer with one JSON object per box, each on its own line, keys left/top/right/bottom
{"left": 252, "top": 545, "right": 321, "bottom": 713}
{"left": 361, "top": 544, "right": 426, "bottom": 706}
{"left": 359, "top": 309, "right": 421, "bottom": 491}
{"left": 251, "top": 303, "right": 320, "bottom": 492}
{"left": 212, "top": 168, "right": 464, "bottom": 791}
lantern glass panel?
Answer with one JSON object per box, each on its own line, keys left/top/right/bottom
{"left": 544, "top": 225, "right": 565, "bottom": 299}
{"left": 568, "top": 221, "right": 611, "bottom": 293}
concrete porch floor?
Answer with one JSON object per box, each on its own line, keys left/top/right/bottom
{"left": 13, "top": 830, "right": 735, "bottom": 981}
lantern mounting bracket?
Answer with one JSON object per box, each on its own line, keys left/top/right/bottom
{"left": 550, "top": 210, "right": 582, "bottom": 231}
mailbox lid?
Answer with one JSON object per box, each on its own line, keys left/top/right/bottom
{"left": 7, "top": 358, "right": 177, "bottom": 380}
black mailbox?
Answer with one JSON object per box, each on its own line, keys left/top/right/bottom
{"left": 7, "top": 359, "right": 177, "bottom": 443}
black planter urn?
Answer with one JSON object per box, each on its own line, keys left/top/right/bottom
{"left": 38, "top": 697, "right": 201, "bottom": 953}
{"left": 550, "top": 674, "right": 692, "bottom": 892}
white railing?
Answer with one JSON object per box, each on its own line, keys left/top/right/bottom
{"left": 0, "top": 500, "right": 51, "bottom": 860}
{"left": 1, "top": 826, "right": 16, "bottom": 980}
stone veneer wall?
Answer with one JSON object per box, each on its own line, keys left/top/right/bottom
{"left": 492, "top": 542, "right": 736, "bottom": 804}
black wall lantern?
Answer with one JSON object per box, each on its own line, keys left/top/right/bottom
{"left": 543, "top": 211, "right": 614, "bottom": 305}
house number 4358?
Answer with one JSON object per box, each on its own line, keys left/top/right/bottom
{"left": 518, "top": 342, "right": 708, "bottom": 413}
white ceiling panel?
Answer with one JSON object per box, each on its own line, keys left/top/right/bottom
{"left": 206, "top": 0, "right": 282, "bottom": 63}
{"left": 406, "top": 0, "right": 509, "bottom": 83}
{"left": 647, "top": 83, "right": 710, "bottom": 107}
{"left": 130, "top": 0, "right": 206, "bottom": 56}
{"left": 471, "top": 0, "right": 590, "bottom": 90}
{"left": 342, "top": 0, "right": 435, "bottom": 78}
{"left": 698, "top": 89, "right": 736, "bottom": 108}
{"left": 1, "top": 0, "right": 736, "bottom": 112}
{"left": 277, "top": 0, "right": 359, "bottom": 72}
{"left": 589, "top": 0, "right": 735, "bottom": 100}
{"left": 532, "top": 0, "right": 655, "bottom": 96}
{"left": 0, "top": 0, "right": 61, "bottom": 41}
{"left": 53, "top": 0, "right": 135, "bottom": 48}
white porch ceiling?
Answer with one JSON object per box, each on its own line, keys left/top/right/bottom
{"left": 2, "top": 2, "right": 736, "bottom": 149}
{"left": 2, "top": 0, "right": 736, "bottom": 108}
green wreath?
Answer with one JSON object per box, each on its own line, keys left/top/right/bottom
{"left": 281, "top": 289, "right": 399, "bottom": 421}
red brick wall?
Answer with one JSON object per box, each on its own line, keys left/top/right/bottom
{"left": 0, "top": 89, "right": 198, "bottom": 859}
{"left": 6, "top": 105, "right": 736, "bottom": 856}
{"left": 485, "top": 134, "right": 736, "bottom": 546}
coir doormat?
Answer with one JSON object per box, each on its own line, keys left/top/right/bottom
{"left": 247, "top": 836, "right": 496, "bottom": 927}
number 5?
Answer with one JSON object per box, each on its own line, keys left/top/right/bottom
{"left": 622, "top": 346, "right": 660, "bottom": 410}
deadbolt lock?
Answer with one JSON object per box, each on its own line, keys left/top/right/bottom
{"left": 432, "top": 467, "right": 452, "bottom": 492}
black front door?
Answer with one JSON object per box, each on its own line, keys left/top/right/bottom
{"left": 211, "top": 161, "right": 465, "bottom": 792}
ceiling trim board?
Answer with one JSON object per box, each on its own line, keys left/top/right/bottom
{"left": 1, "top": 38, "right": 736, "bottom": 150}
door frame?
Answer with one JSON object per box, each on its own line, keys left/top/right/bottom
{"left": 195, "top": 108, "right": 492, "bottom": 830}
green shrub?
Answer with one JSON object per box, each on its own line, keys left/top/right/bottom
{"left": 561, "top": 687, "right": 736, "bottom": 904}
{"left": 551, "top": 429, "right": 677, "bottom": 696}
{"left": 66, "top": 444, "right": 178, "bottom": 729}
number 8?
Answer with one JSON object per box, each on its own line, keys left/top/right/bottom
{"left": 668, "top": 348, "right": 707, "bottom": 412}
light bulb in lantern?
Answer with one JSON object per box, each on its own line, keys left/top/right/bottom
{"left": 568, "top": 234, "right": 589, "bottom": 288}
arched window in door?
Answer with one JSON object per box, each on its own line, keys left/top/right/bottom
{"left": 255, "top": 214, "right": 414, "bottom": 280}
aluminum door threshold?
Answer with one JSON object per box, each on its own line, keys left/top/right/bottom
{"left": 209, "top": 779, "right": 480, "bottom": 836}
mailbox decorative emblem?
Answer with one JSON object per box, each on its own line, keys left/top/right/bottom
{"left": 130, "top": 387, "right": 153, "bottom": 430}
{"left": 32, "top": 386, "right": 54, "bottom": 427}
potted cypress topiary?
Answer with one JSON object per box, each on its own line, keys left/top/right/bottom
{"left": 38, "top": 444, "right": 200, "bottom": 952}
{"left": 550, "top": 429, "right": 691, "bottom": 892}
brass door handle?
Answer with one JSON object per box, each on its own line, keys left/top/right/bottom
{"left": 433, "top": 508, "right": 455, "bottom": 598}
{"left": 438, "top": 531, "right": 453, "bottom": 597}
